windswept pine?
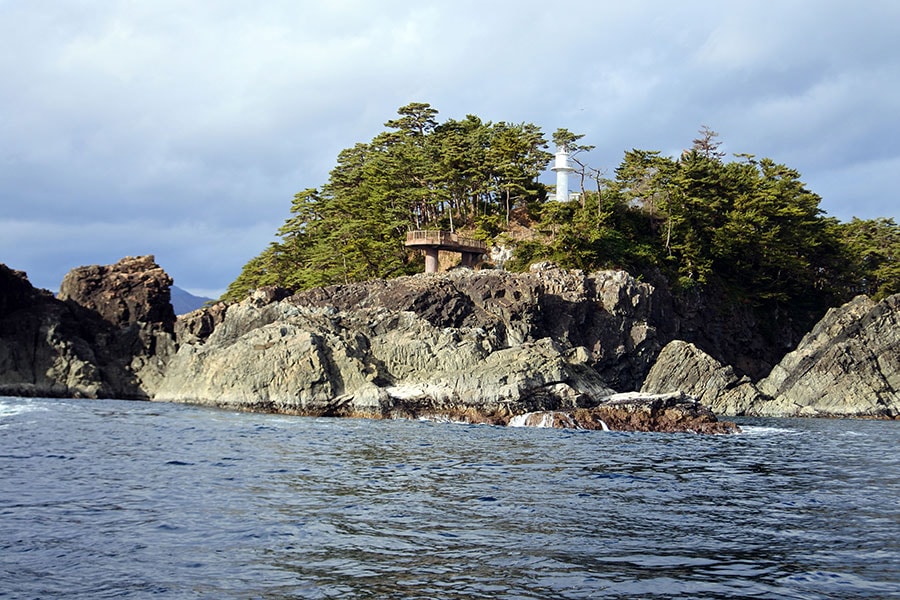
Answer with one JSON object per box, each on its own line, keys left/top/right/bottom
{"left": 224, "top": 104, "right": 899, "bottom": 339}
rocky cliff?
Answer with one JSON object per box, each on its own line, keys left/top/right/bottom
{"left": 750, "top": 294, "right": 900, "bottom": 417}
{"left": 643, "top": 294, "right": 900, "bottom": 418}
{"left": 641, "top": 340, "right": 764, "bottom": 416}
{"left": 5, "top": 255, "right": 895, "bottom": 425}
{"left": 155, "top": 265, "right": 739, "bottom": 432}
{"left": 157, "top": 267, "right": 662, "bottom": 417}
{"left": 0, "top": 257, "right": 175, "bottom": 399}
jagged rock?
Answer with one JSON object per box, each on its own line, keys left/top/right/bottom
{"left": 289, "top": 267, "right": 669, "bottom": 391}
{"left": 155, "top": 296, "right": 616, "bottom": 418}
{"left": 670, "top": 282, "right": 801, "bottom": 380}
{"left": 750, "top": 294, "right": 900, "bottom": 418}
{"left": 508, "top": 392, "right": 740, "bottom": 433}
{"left": 0, "top": 264, "right": 51, "bottom": 317}
{"left": 0, "top": 258, "right": 178, "bottom": 399}
{"left": 641, "top": 340, "right": 764, "bottom": 416}
{"left": 58, "top": 255, "right": 175, "bottom": 331}
{"left": 16, "top": 255, "right": 894, "bottom": 427}
{"left": 57, "top": 255, "right": 177, "bottom": 396}
{"left": 0, "top": 264, "right": 134, "bottom": 398}
{"left": 154, "top": 268, "right": 741, "bottom": 433}
{"left": 174, "top": 301, "right": 229, "bottom": 345}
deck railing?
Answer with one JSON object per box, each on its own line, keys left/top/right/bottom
{"left": 405, "top": 230, "right": 487, "bottom": 251}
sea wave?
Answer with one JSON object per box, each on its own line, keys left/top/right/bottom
{"left": 738, "top": 424, "right": 799, "bottom": 436}
{"left": 0, "top": 397, "right": 49, "bottom": 422}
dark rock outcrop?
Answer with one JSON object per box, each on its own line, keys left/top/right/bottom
{"left": 289, "top": 265, "right": 672, "bottom": 391}
{"left": 1, "top": 264, "right": 127, "bottom": 398}
{"left": 669, "top": 283, "right": 802, "bottom": 381}
{"left": 509, "top": 392, "right": 740, "bottom": 434}
{"left": 154, "top": 266, "right": 738, "bottom": 432}
{"left": 59, "top": 255, "right": 175, "bottom": 331}
{"left": 14, "top": 254, "right": 896, "bottom": 427}
{"left": 158, "top": 267, "right": 663, "bottom": 405}
{"left": 0, "top": 257, "right": 176, "bottom": 399}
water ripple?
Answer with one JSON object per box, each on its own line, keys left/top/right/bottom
{"left": 1, "top": 397, "right": 898, "bottom": 598}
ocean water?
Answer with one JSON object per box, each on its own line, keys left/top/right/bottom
{"left": 1, "top": 397, "right": 898, "bottom": 599}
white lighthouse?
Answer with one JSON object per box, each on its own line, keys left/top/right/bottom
{"left": 551, "top": 144, "right": 574, "bottom": 202}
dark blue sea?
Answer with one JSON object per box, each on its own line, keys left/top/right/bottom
{"left": 1, "top": 396, "right": 898, "bottom": 599}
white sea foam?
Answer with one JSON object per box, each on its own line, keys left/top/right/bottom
{"left": 508, "top": 412, "right": 557, "bottom": 428}
{"left": 0, "top": 399, "right": 48, "bottom": 422}
{"left": 739, "top": 425, "right": 798, "bottom": 436}
{"left": 507, "top": 413, "right": 529, "bottom": 427}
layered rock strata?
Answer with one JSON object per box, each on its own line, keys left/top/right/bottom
{"left": 6, "top": 254, "right": 895, "bottom": 426}
{"left": 642, "top": 295, "right": 900, "bottom": 418}
{"left": 750, "top": 294, "right": 899, "bottom": 417}
{"left": 156, "top": 266, "right": 660, "bottom": 420}
{"left": 641, "top": 340, "right": 763, "bottom": 417}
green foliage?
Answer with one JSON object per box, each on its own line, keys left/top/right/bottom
{"left": 473, "top": 214, "right": 505, "bottom": 240}
{"left": 223, "top": 103, "right": 553, "bottom": 299}
{"left": 226, "top": 115, "right": 896, "bottom": 330}
{"left": 531, "top": 129, "right": 863, "bottom": 322}
{"left": 505, "top": 239, "right": 550, "bottom": 272}
{"left": 838, "top": 217, "right": 900, "bottom": 300}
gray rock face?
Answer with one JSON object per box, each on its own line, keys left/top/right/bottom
{"left": 289, "top": 266, "right": 671, "bottom": 391}
{"left": 750, "top": 294, "right": 900, "bottom": 417}
{"left": 156, "top": 269, "right": 744, "bottom": 432}
{"left": 640, "top": 340, "right": 763, "bottom": 416}
{"left": 9, "top": 253, "right": 894, "bottom": 424}
{"left": 641, "top": 294, "right": 900, "bottom": 418}
{"left": 156, "top": 267, "right": 671, "bottom": 419}
{"left": 155, "top": 278, "right": 613, "bottom": 416}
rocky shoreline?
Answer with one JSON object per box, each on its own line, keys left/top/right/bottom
{"left": 2, "top": 256, "right": 898, "bottom": 431}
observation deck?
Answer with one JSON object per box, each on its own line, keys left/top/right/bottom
{"left": 405, "top": 230, "right": 488, "bottom": 273}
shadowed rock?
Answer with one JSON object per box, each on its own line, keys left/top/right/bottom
{"left": 0, "top": 257, "right": 176, "bottom": 399}
{"left": 12, "top": 255, "right": 893, "bottom": 427}
{"left": 507, "top": 392, "right": 741, "bottom": 434}
{"left": 641, "top": 295, "right": 900, "bottom": 419}
{"left": 58, "top": 255, "right": 175, "bottom": 331}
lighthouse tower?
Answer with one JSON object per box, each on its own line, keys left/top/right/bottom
{"left": 551, "top": 144, "right": 574, "bottom": 202}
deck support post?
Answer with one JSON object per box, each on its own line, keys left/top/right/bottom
{"left": 405, "top": 230, "right": 487, "bottom": 274}
{"left": 424, "top": 248, "right": 440, "bottom": 273}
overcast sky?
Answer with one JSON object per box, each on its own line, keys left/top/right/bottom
{"left": 2, "top": 1, "right": 898, "bottom": 297}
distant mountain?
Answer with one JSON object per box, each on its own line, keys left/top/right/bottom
{"left": 170, "top": 286, "right": 212, "bottom": 315}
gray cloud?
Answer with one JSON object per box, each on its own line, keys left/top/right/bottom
{"left": 2, "top": 0, "right": 898, "bottom": 295}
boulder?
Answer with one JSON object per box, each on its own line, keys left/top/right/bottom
{"left": 641, "top": 340, "right": 764, "bottom": 416}
{"left": 508, "top": 392, "right": 741, "bottom": 434}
